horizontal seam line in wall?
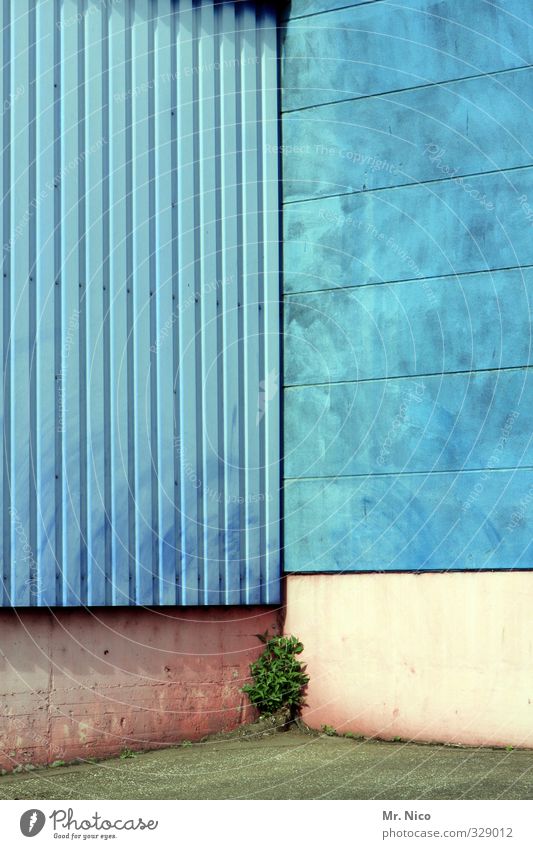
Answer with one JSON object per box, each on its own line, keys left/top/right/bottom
{"left": 283, "top": 263, "right": 533, "bottom": 297}
{"left": 283, "top": 364, "right": 533, "bottom": 390}
{"left": 284, "top": 465, "right": 533, "bottom": 482}
{"left": 282, "top": 162, "right": 533, "bottom": 207}
{"left": 281, "top": 63, "right": 533, "bottom": 114}
{"left": 280, "top": 0, "right": 385, "bottom": 23}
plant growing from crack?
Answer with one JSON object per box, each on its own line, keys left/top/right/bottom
{"left": 242, "top": 633, "right": 309, "bottom": 718}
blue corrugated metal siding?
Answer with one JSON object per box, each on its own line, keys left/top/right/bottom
{"left": 282, "top": 0, "right": 533, "bottom": 572}
{"left": 0, "top": 0, "right": 281, "bottom": 606}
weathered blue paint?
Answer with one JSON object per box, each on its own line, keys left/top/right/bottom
{"left": 283, "top": 67, "right": 533, "bottom": 202}
{"left": 284, "top": 167, "right": 533, "bottom": 293}
{"left": 282, "top": 0, "right": 533, "bottom": 572}
{"left": 284, "top": 470, "right": 533, "bottom": 572}
{"left": 0, "top": 0, "right": 281, "bottom": 606}
{"left": 281, "top": 0, "right": 380, "bottom": 21}
{"left": 286, "top": 370, "right": 531, "bottom": 478}
{"left": 284, "top": 268, "right": 533, "bottom": 385}
{"left": 282, "top": 0, "right": 533, "bottom": 111}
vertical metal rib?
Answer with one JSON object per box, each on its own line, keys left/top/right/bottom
{"left": 192, "top": 1, "right": 204, "bottom": 605}
{"left": 148, "top": 0, "right": 158, "bottom": 605}
{"left": 108, "top": 0, "right": 131, "bottom": 604}
{"left": 176, "top": 0, "right": 200, "bottom": 605}
{"left": 102, "top": 0, "right": 112, "bottom": 605}
{"left": 235, "top": 4, "right": 246, "bottom": 605}
{"left": 10, "top": 0, "right": 31, "bottom": 605}
{"left": 170, "top": 2, "right": 181, "bottom": 605}
{"left": 53, "top": 0, "right": 63, "bottom": 603}
{"left": 61, "top": 0, "right": 83, "bottom": 605}
{"left": 0, "top": 0, "right": 4, "bottom": 605}
{"left": 131, "top": 0, "right": 153, "bottom": 604}
{"left": 86, "top": 0, "right": 106, "bottom": 605}
{"left": 197, "top": 0, "right": 220, "bottom": 604}
{"left": 125, "top": 0, "right": 136, "bottom": 604}
{"left": 259, "top": 7, "right": 281, "bottom": 604}
{"left": 219, "top": 0, "right": 240, "bottom": 605}
{"left": 78, "top": 0, "right": 88, "bottom": 607}
{"left": 256, "top": 8, "right": 266, "bottom": 606}
{"left": 28, "top": 0, "right": 37, "bottom": 605}
{"left": 240, "top": 2, "right": 262, "bottom": 604}
{"left": 214, "top": 3, "right": 225, "bottom": 602}
{"left": 154, "top": 0, "right": 176, "bottom": 604}
{"left": 2, "top": 0, "right": 11, "bottom": 605}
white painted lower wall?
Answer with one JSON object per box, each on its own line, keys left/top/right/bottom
{"left": 285, "top": 573, "right": 533, "bottom": 748}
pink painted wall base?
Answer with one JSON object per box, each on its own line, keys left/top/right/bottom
{"left": 285, "top": 573, "right": 533, "bottom": 749}
{"left": 0, "top": 606, "right": 280, "bottom": 772}
{"left": 4, "top": 572, "right": 530, "bottom": 769}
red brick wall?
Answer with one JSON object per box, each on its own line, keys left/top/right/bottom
{"left": 0, "top": 606, "right": 281, "bottom": 771}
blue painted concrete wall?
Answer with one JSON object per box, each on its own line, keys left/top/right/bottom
{"left": 281, "top": 0, "right": 533, "bottom": 571}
